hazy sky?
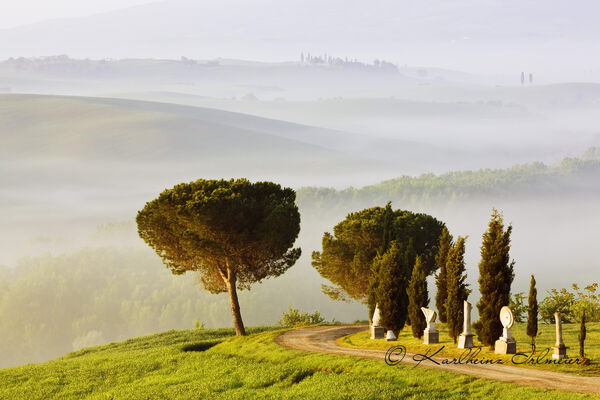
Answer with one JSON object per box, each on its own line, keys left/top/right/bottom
{"left": 0, "top": 0, "right": 155, "bottom": 28}
{"left": 0, "top": 0, "right": 598, "bottom": 76}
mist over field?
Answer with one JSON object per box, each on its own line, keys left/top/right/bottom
{"left": 1, "top": 0, "right": 599, "bottom": 369}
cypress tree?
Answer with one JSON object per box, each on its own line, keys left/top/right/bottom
{"left": 526, "top": 275, "right": 538, "bottom": 345}
{"left": 408, "top": 256, "right": 429, "bottom": 338}
{"left": 368, "top": 260, "right": 381, "bottom": 322}
{"left": 434, "top": 227, "right": 453, "bottom": 323}
{"left": 401, "top": 239, "right": 416, "bottom": 326}
{"left": 579, "top": 310, "right": 587, "bottom": 358}
{"left": 380, "top": 202, "right": 394, "bottom": 255}
{"left": 476, "top": 210, "right": 515, "bottom": 348}
{"left": 368, "top": 202, "right": 394, "bottom": 319}
{"left": 445, "top": 237, "right": 469, "bottom": 344}
{"left": 375, "top": 240, "right": 410, "bottom": 333}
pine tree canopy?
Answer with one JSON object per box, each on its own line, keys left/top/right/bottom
{"left": 312, "top": 205, "right": 445, "bottom": 303}
{"left": 136, "top": 178, "right": 301, "bottom": 336}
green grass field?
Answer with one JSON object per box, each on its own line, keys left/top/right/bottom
{"left": 339, "top": 322, "right": 600, "bottom": 376}
{"left": 0, "top": 325, "right": 599, "bottom": 399}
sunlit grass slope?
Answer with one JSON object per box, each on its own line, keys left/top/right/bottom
{"left": 0, "top": 326, "right": 597, "bottom": 399}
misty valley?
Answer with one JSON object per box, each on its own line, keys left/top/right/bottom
{"left": 1, "top": 2, "right": 600, "bottom": 397}
{"left": 1, "top": 58, "right": 599, "bottom": 369}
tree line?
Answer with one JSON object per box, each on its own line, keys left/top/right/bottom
{"left": 312, "top": 202, "right": 595, "bottom": 355}
{"left": 296, "top": 153, "right": 600, "bottom": 216}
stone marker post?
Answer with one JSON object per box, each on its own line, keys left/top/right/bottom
{"left": 385, "top": 329, "right": 397, "bottom": 341}
{"left": 495, "top": 306, "right": 517, "bottom": 354}
{"left": 457, "top": 301, "right": 475, "bottom": 348}
{"left": 420, "top": 307, "right": 439, "bottom": 344}
{"left": 370, "top": 304, "right": 385, "bottom": 339}
{"left": 552, "top": 312, "right": 568, "bottom": 359}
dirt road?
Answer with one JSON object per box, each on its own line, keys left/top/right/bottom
{"left": 275, "top": 325, "right": 600, "bottom": 394}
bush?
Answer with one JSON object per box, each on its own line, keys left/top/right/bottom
{"left": 509, "top": 292, "right": 527, "bottom": 323}
{"left": 278, "top": 307, "right": 326, "bottom": 327}
{"left": 539, "top": 284, "right": 599, "bottom": 323}
{"left": 539, "top": 288, "right": 575, "bottom": 323}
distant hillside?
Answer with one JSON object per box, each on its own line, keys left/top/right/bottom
{"left": 0, "top": 93, "right": 481, "bottom": 186}
{"left": 0, "top": 93, "right": 420, "bottom": 184}
{"left": 0, "top": 93, "right": 341, "bottom": 162}
{"left": 297, "top": 151, "right": 600, "bottom": 214}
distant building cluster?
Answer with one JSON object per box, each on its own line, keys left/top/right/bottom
{"left": 300, "top": 52, "right": 398, "bottom": 71}
{"left": 2, "top": 55, "right": 110, "bottom": 74}
{"left": 1, "top": 54, "right": 401, "bottom": 75}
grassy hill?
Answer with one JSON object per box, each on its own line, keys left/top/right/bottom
{"left": 0, "top": 93, "right": 436, "bottom": 185}
{"left": 0, "top": 93, "right": 345, "bottom": 162}
{"left": 0, "top": 326, "right": 595, "bottom": 399}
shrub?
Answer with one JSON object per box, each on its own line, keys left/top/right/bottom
{"left": 509, "top": 292, "right": 527, "bottom": 323}
{"left": 539, "top": 284, "right": 599, "bottom": 323}
{"left": 279, "top": 307, "right": 326, "bottom": 327}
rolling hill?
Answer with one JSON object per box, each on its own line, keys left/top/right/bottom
{"left": 0, "top": 93, "right": 478, "bottom": 185}
{"left": 117, "top": 85, "right": 600, "bottom": 162}
{"left": 0, "top": 93, "right": 343, "bottom": 163}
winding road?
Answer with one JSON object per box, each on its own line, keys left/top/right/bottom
{"left": 275, "top": 325, "right": 600, "bottom": 394}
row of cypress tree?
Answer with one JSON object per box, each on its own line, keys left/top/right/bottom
{"left": 372, "top": 239, "right": 432, "bottom": 336}
{"left": 372, "top": 208, "right": 525, "bottom": 347}
{"left": 434, "top": 210, "right": 543, "bottom": 348}
{"left": 433, "top": 210, "right": 518, "bottom": 348}
{"left": 363, "top": 205, "right": 584, "bottom": 355}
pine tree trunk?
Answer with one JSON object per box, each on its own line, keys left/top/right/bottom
{"left": 225, "top": 268, "right": 246, "bottom": 336}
